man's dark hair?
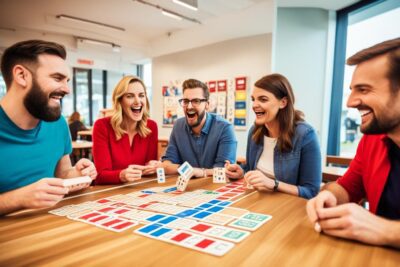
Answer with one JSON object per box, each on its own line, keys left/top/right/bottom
{"left": 182, "top": 79, "right": 209, "bottom": 100}
{"left": 1, "top": 39, "right": 66, "bottom": 88}
{"left": 347, "top": 38, "right": 400, "bottom": 94}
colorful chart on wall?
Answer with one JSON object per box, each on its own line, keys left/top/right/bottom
{"left": 162, "top": 83, "right": 183, "bottom": 127}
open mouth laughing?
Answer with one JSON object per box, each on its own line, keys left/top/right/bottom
{"left": 131, "top": 106, "right": 143, "bottom": 114}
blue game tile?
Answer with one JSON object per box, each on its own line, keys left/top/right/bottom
{"left": 150, "top": 227, "right": 173, "bottom": 237}
{"left": 137, "top": 224, "right": 162, "bottom": 234}
{"left": 158, "top": 216, "right": 179, "bottom": 224}
{"left": 192, "top": 211, "right": 212, "bottom": 219}
{"left": 146, "top": 214, "right": 166, "bottom": 222}
{"left": 206, "top": 206, "right": 224, "bottom": 213}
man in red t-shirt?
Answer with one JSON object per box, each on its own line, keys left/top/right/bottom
{"left": 307, "top": 37, "right": 400, "bottom": 248}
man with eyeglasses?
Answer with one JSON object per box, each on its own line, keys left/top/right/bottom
{"left": 161, "top": 79, "right": 237, "bottom": 177}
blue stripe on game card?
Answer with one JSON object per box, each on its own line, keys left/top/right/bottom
{"left": 216, "top": 201, "right": 232, "bottom": 207}
{"left": 197, "top": 203, "right": 213, "bottom": 209}
{"left": 146, "top": 214, "right": 167, "bottom": 222}
{"left": 141, "top": 190, "right": 155, "bottom": 194}
{"left": 137, "top": 224, "right": 162, "bottom": 234}
{"left": 150, "top": 227, "right": 173, "bottom": 237}
{"left": 163, "top": 187, "right": 178, "bottom": 193}
{"left": 175, "top": 209, "right": 200, "bottom": 217}
{"left": 206, "top": 206, "right": 224, "bottom": 213}
{"left": 192, "top": 211, "right": 212, "bottom": 219}
{"left": 158, "top": 216, "right": 179, "bottom": 224}
{"left": 208, "top": 200, "right": 221, "bottom": 205}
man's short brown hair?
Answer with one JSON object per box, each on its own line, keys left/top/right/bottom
{"left": 182, "top": 79, "right": 209, "bottom": 100}
{"left": 1, "top": 39, "right": 66, "bottom": 88}
{"left": 347, "top": 38, "right": 400, "bottom": 94}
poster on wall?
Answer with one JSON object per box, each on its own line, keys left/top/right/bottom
{"left": 234, "top": 77, "right": 247, "bottom": 130}
{"left": 216, "top": 80, "right": 227, "bottom": 117}
{"left": 162, "top": 84, "right": 183, "bottom": 127}
{"left": 208, "top": 81, "right": 217, "bottom": 114}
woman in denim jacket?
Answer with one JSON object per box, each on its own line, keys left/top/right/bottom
{"left": 225, "top": 74, "right": 321, "bottom": 199}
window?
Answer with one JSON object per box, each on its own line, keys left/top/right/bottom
{"left": 327, "top": 0, "right": 400, "bottom": 156}
{"left": 0, "top": 75, "right": 6, "bottom": 98}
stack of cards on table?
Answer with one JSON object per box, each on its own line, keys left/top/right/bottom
{"left": 176, "top": 162, "right": 194, "bottom": 191}
{"left": 213, "top": 168, "right": 227, "bottom": 183}
{"left": 62, "top": 176, "right": 92, "bottom": 190}
{"left": 156, "top": 168, "right": 166, "bottom": 183}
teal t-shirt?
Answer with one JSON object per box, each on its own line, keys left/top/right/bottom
{"left": 0, "top": 107, "right": 72, "bottom": 193}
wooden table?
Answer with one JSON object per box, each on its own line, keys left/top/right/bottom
{"left": 1, "top": 177, "right": 398, "bottom": 266}
{"left": 77, "top": 130, "right": 93, "bottom": 141}
{"left": 322, "top": 166, "right": 347, "bottom": 182}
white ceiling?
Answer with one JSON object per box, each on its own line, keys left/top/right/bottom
{"left": 0, "top": 0, "right": 359, "bottom": 62}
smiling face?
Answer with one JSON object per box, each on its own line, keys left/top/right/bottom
{"left": 251, "top": 86, "right": 287, "bottom": 127}
{"left": 121, "top": 81, "right": 147, "bottom": 123}
{"left": 347, "top": 54, "right": 400, "bottom": 135}
{"left": 182, "top": 87, "right": 208, "bottom": 128}
{"left": 23, "top": 54, "right": 70, "bottom": 121}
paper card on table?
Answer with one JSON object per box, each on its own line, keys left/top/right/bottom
{"left": 157, "top": 168, "right": 166, "bottom": 183}
{"left": 202, "top": 213, "right": 236, "bottom": 225}
{"left": 228, "top": 218, "right": 266, "bottom": 231}
{"left": 177, "top": 161, "right": 194, "bottom": 179}
{"left": 213, "top": 168, "right": 227, "bottom": 184}
{"left": 219, "top": 207, "right": 249, "bottom": 218}
{"left": 176, "top": 175, "right": 190, "bottom": 192}
{"left": 240, "top": 213, "right": 272, "bottom": 223}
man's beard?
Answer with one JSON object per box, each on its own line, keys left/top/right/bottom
{"left": 360, "top": 101, "right": 400, "bottom": 134}
{"left": 362, "top": 113, "right": 400, "bottom": 134}
{"left": 187, "top": 109, "right": 206, "bottom": 128}
{"left": 23, "top": 77, "right": 64, "bottom": 122}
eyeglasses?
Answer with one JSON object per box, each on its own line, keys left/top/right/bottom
{"left": 178, "top": 98, "right": 208, "bottom": 107}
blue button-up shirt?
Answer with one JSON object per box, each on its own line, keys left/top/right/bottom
{"left": 162, "top": 113, "right": 237, "bottom": 168}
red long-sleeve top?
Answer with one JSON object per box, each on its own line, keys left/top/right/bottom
{"left": 92, "top": 117, "right": 158, "bottom": 184}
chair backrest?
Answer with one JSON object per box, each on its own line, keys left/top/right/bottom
{"left": 326, "top": 155, "right": 352, "bottom": 167}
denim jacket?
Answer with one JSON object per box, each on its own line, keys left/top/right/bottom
{"left": 242, "top": 122, "right": 321, "bottom": 199}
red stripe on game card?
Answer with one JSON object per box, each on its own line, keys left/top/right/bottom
{"left": 102, "top": 219, "right": 122, "bottom": 227}
{"left": 195, "top": 239, "right": 215, "bottom": 249}
{"left": 217, "top": 197, "right": 229, "bottom": 200}
{"left": 231, "top": 189, "right": 245, "bottom": 193}
{"left": 112, "top": 221, "right": 134, "bottom": 230}
{"left": 114, "top": 209, "right": 130, "bottom": 214}
{"left": 191, "top": 224, "right": 212, "bottom": 232}
{"left": 171, "top": 233, "right": 191, "bottom": 242}
{"left": 78, "top": 212, "right": 101, "bottom": 220}
{"left": 216, "top": 188, "right": 229, "bottom": 192}
{"left": 98, "top": 207, "right": 115, "bottom": 213}
{"left": 89, "top": 215, "right": 109, "bottom": 222}
{"left": 97, "top": 199, "right": 111, "bottom": 203}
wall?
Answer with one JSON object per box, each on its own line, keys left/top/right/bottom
{"left": 152, "top": 34, "right": 272, "bottom": 157}
{"left": 273, "top": 7, "right": 336, "bottom": 157}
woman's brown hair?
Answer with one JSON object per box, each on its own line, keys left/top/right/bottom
{"left": 252, "top": 73, "right": 304, "bottom": 152}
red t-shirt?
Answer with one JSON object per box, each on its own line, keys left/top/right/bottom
{"left": 92, "top": 117, "right": 158, "bottom": 184}
{"left": 337, "top": 134, "right": 390, "bottom": 214}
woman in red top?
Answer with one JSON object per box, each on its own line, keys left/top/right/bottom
{"left": 92, "top": 76, "right": 159, "bottom": 184}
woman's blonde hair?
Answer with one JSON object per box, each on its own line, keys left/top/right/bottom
{"left": 110, "top": 75, "right": 151, "bottom": 140}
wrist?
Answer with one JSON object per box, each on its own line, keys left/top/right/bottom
{"left": 273, "top": 179, "right": 279, "bottom": 192}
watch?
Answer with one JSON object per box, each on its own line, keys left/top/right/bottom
{"left": 273, "top": 179, "right": 279, "bottom": 192}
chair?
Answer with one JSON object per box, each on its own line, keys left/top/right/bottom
{"left": 322, "top": 155, "right": 353, "bottom": 182}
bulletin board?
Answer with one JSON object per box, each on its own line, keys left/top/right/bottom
{"left": 162, "top": 83, "right": 183, "bottom": 127}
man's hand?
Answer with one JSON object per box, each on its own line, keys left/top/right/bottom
{"left": 74, "top": 158, "right": 97, "bottom": 180}
{"left": 306, "top": 190, "right": 338, "bottom": 224}
{"left": 18, "top": 178, "right": 69, "bottom": 209}
{"left": 316, "top": 203, "right": 392, "bottom": 246}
